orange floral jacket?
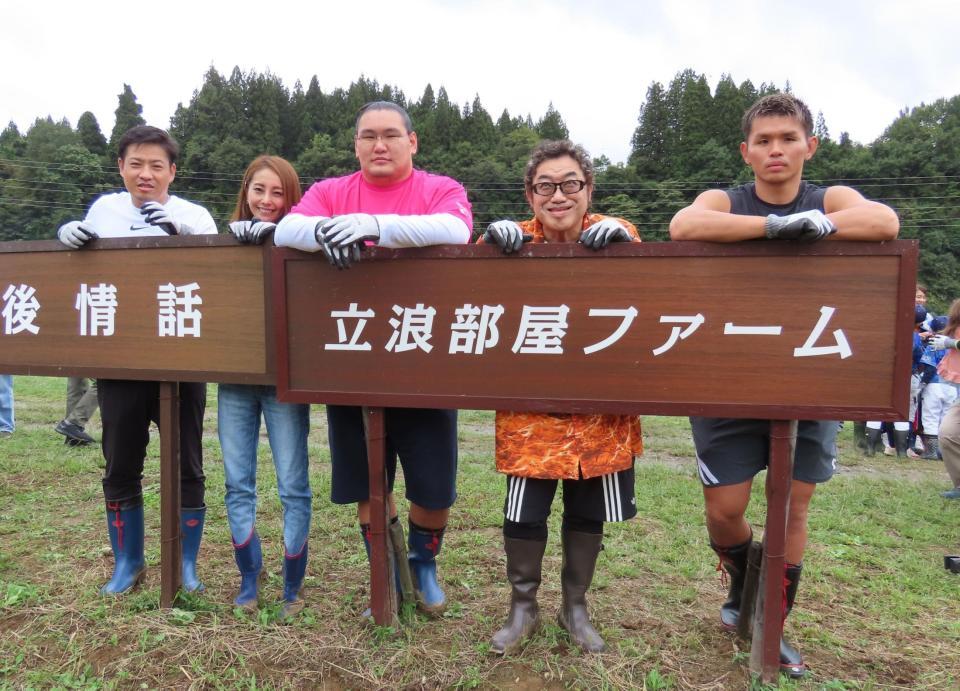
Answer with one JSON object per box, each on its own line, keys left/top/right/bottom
{"left": 479, "top": 213, "right": 643, "bottom": 479}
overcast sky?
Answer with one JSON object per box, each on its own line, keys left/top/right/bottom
{"left": 3, "top": 0, "right": 958, "bottom": 165}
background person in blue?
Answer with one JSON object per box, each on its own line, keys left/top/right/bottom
{"left": 913, "top": 316, "right": 957, "bottom": 459}
{"left": 670, "top": 92, "right": 899, "bottom": 678}
{"left": 0, "top": 374, "right": 13, "bottom": 437}
{"left": 864, "top": 304, "right": 929, "bottom": 456}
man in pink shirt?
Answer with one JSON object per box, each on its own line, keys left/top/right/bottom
{"left": 276, "top": 101, "right": 472, "bottom": 617}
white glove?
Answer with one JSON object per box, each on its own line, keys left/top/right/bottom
{"left": 764, "top": 209, "right": 836, "bottom": 242}
{"left": 57, "top": 220, "right": 98, "bottom": 249}
{"left": 579, "top": 218, "right": 633, "bottom": 250}
{"left": 318, "top": 213, "right": 380, "bottom": 248}
{"left": 931, "top": 335, "right": 958, "bottom": 351}
{"left": 228, "top": 220, "right": 276, "bottom": 245}
{"left": 140, "top": 201, "right": 195, "bottom": 235}
{"left": 483, "top": 220, "right": 530, "bottom": 254}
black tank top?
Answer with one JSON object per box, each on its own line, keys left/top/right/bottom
{"left": 725, "top": 181, "right": 826, "bottom": 217}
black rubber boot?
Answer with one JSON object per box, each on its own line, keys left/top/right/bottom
{"left": 893, "top": 429, "right": 911, "bottom": 458}
{"left": 780, "top": 563, "right": 807, "bottom": 679}
{"left": 490, "top": 537, "right": 547, "bottom": 655}
{"left": 864, "top": 427, "right": 883, "bottom": 456}
{"left": 558, "top": 530, "right": 606, "bottom": 653}
{"left": 711, "top": 536, "right": 752, "bottom": 630}
{"left": 853, "top": 422, "right": 868, "bottom": 452}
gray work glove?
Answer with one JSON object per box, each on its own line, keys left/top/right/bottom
{"left": 579, "top": 218, "right": 633, "bottom": 250}
{"left": 228, "top": 220, "right": 276, "bottom": 245}
{"left": 318, "top": 213, "right": 380, "bottom": 248}
{"left": 140, "top": 201, "right": 195, "bottom": 235}
{"left": 764, "top": 209, "right": 837, "bottom": 242}
{"left": 482, "top": 220, "right": 531, "bottom": 254}
{"left": 57, "top": 220, "right": 98, "bottom": 249}
{"left": 931, "top": 335, "right": 958, "bottom": 351}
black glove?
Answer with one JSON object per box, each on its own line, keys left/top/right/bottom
{"left": 140, "top": 201, "right": 195, "bottom": 235}
{"left": 229, "top": 220, "right": 276, "bottom": 245}
{"left": 579, "top": 218, "right": 633, "bottom": 250}
{"left": 482, "top": 220, "right": 531, "bottom": 254}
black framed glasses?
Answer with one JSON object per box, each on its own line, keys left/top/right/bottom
{"left": 531, "top": 179, "right": 587, "bottom": 196}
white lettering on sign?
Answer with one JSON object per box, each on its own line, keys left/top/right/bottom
{"left": 1, "top": 284, "right": 40, "bottom": 335}
{"left": 76, "top": 283, "right": 118, "bottom": 336}
{"left": 512, "top": 306, "right": 570, "bottom": 355}
{"left": 325, "top": 303, "right": 376, "bottom": 351}
{"left": 449, "top": 304, "right": 504, "bottom": 355}
{"left": 386, "top": 304, "right": 437, "bottom": 353}
{"left": 158, "top": 282, "right": 202, "bottom": 337}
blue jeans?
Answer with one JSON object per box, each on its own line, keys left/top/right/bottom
{"left": 218, "top": 384, "right": 311, "bottom": 554}
{"left": 0, "top": 375, "right": 14, "bottom": 433}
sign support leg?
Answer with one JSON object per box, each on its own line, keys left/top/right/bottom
{"left": 159, "top": 382, "right": 182, "bottom": 608}
{"left": 364, "top": 406, "right": 397, "bottom": 626}
{"left": 750, "top": 419, "right": 797, "bottom": 682}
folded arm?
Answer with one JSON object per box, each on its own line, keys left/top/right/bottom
{"left": 669, "top": 190, "right": 766, "bottom": 242}
{"left": 823, "top": 186, "right": 899, "bottom": 241}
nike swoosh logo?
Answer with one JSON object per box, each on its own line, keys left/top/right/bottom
{"left": 129, "top": 224, "right": 154, "bottom": 231}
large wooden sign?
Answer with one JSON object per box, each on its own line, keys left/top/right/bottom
{"left": 273, "top": 241, "right": 917, "bottom": 421}
{"left": 0, "top": 236, "right": 272, "bottom": 384}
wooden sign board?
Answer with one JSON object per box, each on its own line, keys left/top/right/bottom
{"left": 0, "top": 237, "right": 272, "bottom": 384}
{"left": 274, "top": 241, "right": 917, "bottom": 421}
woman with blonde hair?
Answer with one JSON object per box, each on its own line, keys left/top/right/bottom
{"left": 220, "top": 155, "right": 312, "bottom": 617}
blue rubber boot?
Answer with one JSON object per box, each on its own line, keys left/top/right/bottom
{"left": 280, "top": 542, "right": 308, "bottom": 619}
{"left": 232, "top": 530, "right": 262, "bottom": 611}
{"left": 100, "top": 498, "right": 146, "bottom": 595}
{"left": 408, "top": 521, "right": 446, "bottom": 616}
{"left": 180, "top": 507, "right": 206, "bottom": 593}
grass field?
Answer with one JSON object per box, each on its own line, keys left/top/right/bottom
{"left": 1, "top": 376, "right": 958, "bottom": 689}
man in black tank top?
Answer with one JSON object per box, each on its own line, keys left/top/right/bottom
{"left": 670, "top": 93, "right": 899, "bottom": 678}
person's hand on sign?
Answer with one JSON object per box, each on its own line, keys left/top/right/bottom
{"left": 579, "top": 218, "right": 633, "bottom": 250}
{"left": 764, "top": 210, "right": 836, "bottom": 242}
{"left": 228, "top": 220, "right": 276, "bottom": 245}
{"left": 57, "top": 220, "right": 99, "bottom": 249}
{"left": 483, "top": 220, "right": 531, "bottom": 254}
{"left": 140, "top": 201, "right": 196, "bottom": 236}
{"left": 319, "top": 214, "right": 380, "bottom": 248}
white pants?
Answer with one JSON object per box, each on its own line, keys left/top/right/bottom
{"left": 921, "top": 382, "right": 959, "bottom": 436}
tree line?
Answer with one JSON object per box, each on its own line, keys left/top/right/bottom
{"left": 0, "top": 67, "right": 958, "bottom": 310}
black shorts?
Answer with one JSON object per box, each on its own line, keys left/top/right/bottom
{"left": 327, "top": 405, "right": 458, "bottom": 509}
{"left": 503, "top": 466, "right": 636, "bottom": 524}
{"left": 690, "top": 417, "right": 837, "bottom": 487}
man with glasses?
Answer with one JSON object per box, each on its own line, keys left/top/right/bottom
{"left": 479, "top": 139, "right": 640, "bottom": 654}
{"left": 276, "top": 101, "right": 472, "bottom": 618}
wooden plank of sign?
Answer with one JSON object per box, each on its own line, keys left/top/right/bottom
{"left": 0, "top": 237, "right": 272, "bottom": 383}
{"left": 273, "top": 240, "right": 916, "bottom": 421}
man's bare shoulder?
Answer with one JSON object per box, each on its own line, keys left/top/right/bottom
{"left": 823, "top": 184, "right": 869, "bottom": 212}
{"left": 686, "top": 188, "right": 732, "bottom": 212}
